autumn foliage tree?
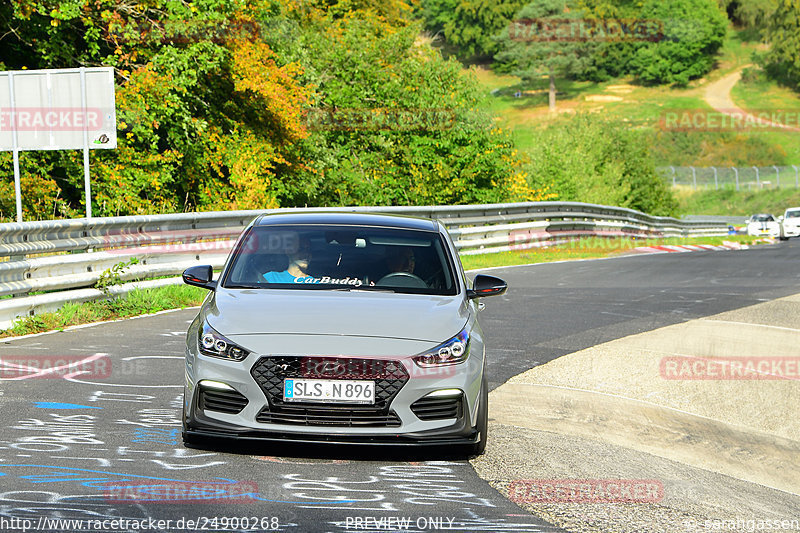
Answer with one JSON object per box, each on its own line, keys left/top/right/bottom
{"left": 0, "top": 0, "right": 547, "bottom": 220}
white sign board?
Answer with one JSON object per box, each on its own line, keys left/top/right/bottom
{"left": 0, "top": 67, "right": 117, "bottom": 151}
{"left": 0, "top": 66, "right": 116, "bottom": 221}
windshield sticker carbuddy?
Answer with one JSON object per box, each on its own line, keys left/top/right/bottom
{"left": 294, "top": 276, "right": 374, "bottom": 287}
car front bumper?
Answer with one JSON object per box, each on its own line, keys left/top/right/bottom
{"left": 183, "top": 383, "right": 480, "bottom": 446}
{"left": 783, "top": 225, "right": 800, "bottom": 237}
{"left": 184, "top": 346, "right": 484, "bottom": 445}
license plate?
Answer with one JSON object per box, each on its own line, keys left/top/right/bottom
{"left": 283, "top": 379, "right": 375, "bottom": 404}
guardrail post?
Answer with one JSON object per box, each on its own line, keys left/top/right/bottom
{"left": 774, "top": 165, "right": 780, "bottom": 188}
{"left": 713, "top": 167, "right": 718, "bottom": 190}
{"left": 753, "top": 166, "right": 760, "bottom": 188}
{"left": 732, "top": 167, "right": 739, "bottom": 191}
{"left": 691, "top": 166, "right": 696, "bottom": 190}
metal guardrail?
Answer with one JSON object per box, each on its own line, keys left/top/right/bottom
{"left": 0, "top": 202, "right": 730, "bottom": 329}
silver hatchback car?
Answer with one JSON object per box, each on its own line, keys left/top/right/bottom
{"left": 181, "top": 212, "right": 507, "bottom": 454}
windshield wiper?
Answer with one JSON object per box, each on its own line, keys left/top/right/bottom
{"left": 330, "top": 286, "right": 397, "bottom": 293}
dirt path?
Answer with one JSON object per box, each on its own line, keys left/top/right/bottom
{"left": 704, "top": 65, "right": 800, "bottom": 131}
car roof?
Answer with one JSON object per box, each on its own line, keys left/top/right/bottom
{"left": 253, "top": 211, "right": 439, "bottom": 232}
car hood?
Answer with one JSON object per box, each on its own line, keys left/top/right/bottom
{"left": 205, "top": 288, "right": 469, "bottom": 343}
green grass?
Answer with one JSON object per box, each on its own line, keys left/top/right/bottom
{"left": 729, "top": 72, "right": 800, "bottom": 164}
{"left": 461, "top": 235, "right": 757, "bottom": 270}
{"left": 1, "top": 284, "right": 207, "bottom": 338}
{"left": 733, "top": 74, "right": 800, "bottom": 111}
{"left": 676, "top": 187, "right": 800, "bottom": 216}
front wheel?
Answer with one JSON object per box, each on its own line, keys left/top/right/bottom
{"left": 469, "top": 375, "right": 488, "bottom": 456}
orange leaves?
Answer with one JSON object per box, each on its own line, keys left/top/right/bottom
{"left": 195, "top": 126, "right": 285, "bottom": 211}
{"left": 230, "top": 39, "right": 313, "bottom": 141}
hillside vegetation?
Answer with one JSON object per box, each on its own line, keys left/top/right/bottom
{"left": 676, "top": 187, "right": 800, "bottom": 216}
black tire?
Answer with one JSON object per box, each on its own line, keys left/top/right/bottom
{"left": 469, "top": 375, "right": 489, "bottom": 456}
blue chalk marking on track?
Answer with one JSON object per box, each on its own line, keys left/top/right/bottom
{"left": 34, "top": 402, "right": 102, "bottom": 409}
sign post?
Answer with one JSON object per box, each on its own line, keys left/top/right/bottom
{"left": 7, "top": 72, "right": 22, "bottom": 222}
{"left": 0, "top": 67, "right": 117, "bottom": 221}
{"left": 80, "top": 67, "right": 93, "bottom": 219}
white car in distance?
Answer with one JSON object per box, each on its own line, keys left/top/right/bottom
{"left": 745, "top": 214, "right": 780, "bottom": 238}
{"left": 779, "top": 207, "right": 800, "bottom": 239}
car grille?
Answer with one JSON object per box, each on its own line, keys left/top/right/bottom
{"left": 256, "top": 405, "right": 401, "bottom": 427}
{"left": 250, "top": 356, "right": 409, "bottom": 427}
{"left": 199, "top": 387, "right": 249, "bottom": 414}
{"left": 410, "top": 395, "right": 462, "bottom": 421}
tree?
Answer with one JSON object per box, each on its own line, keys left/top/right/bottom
{"left": 296, "top": 12, "right": 549, "bottom": 205}
{"left": 0, "top": 0, "right": 548, "bottom": 219}
{"left": 524, "top": 114, "right": 677, "bottom": 216}
{"left": 493, "top": 0, "right": 595, "bottom": 111}
{"left": 421, "top": 0, "right": 526, "bottom": 59}
{"left": 762, "top": 0, "right": 800, "bottom": 90}
{"left": 717, "top": 0, "right": 778, "bottom": 31}
{"left": 0, "top": 0, "right": 316, "bottom": 216}
{"left": 629, "top": 0, "right": 727, "bottom": 86}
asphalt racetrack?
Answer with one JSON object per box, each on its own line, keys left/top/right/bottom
{"left": 1, "top": 240, "right": 799, "bottom": 533}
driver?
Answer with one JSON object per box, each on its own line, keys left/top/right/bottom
{"left": 385, "top": 247, "right": 415, "bottom": 275}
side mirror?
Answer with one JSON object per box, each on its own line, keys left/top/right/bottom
{"left": 182, "top": 265, "right": 216, "bottom": 290}
{"left": 778, "top": 216, "right": 784, "bottom": 222}
{"left": 467, "top": 274, "right": 508, "bottom": 299}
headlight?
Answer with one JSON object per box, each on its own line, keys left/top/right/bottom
{"left": 413, "top": 328, "right": 470, "bottom": 367}
{"left": 198, "top": 322, "right": 250, "bottom": 361}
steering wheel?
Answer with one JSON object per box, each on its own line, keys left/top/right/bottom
{"left": 376, "top": 271, "right": 428, "bottom": 289}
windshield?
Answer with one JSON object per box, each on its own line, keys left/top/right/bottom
{"left": 786, "top": 210, "right": 800, "bottom": 218}
{"left": 751, "top": 214, "right": 774, "bottom": 222}
{"left": 222, "top": 225, "right": 458, "bottom": 295}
